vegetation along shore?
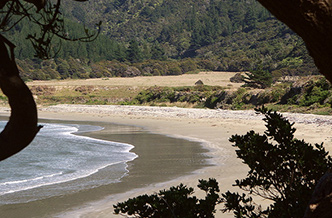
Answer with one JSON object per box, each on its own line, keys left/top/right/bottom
{"left": 7, "top": 71, "right": 331, "bottom": 116}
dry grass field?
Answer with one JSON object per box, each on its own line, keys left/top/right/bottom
{"left": 19, "top": 71, "right": 244, "bottom": 106}
{"left": 27, "top": 71, "right": 243, "bottom": 88}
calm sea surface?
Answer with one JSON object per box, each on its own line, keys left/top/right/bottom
{"left": 0, "top": 121, "right": 137, "bottom": 204}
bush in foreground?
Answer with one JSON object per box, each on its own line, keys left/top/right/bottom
{"left": 223, "top": 107, "right": 332, "bottom": 217}
{"left": 113, "top": 178, "right": 221, "bottom": 217}
{"left": 113, "top": 107, "right": 332, "bottom": 217}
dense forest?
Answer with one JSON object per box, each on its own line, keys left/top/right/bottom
{"left": 6, "top": 0, "right": 317, "bottom": 80}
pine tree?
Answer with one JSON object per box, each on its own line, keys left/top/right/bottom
{"left": 243, "top": 67, "right": 273, "bottom": 89}
{"left": 127, "top": 39, "right": 143, "bottom": 63}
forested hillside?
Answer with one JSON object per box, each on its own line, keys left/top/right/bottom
{"left": 7, "top": 0, "right": 317, "bottom": 80}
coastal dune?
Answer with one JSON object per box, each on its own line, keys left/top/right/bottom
{"left": 1, "top": 105, "right": 332, "bottom": 217}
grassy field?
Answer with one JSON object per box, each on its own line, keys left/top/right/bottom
{"left": 23, "top": 72, "right": 242, "bottom": 106}
{"left": 27, "top": 71, "right": 241, "bottom": 88}
{"left": 2, "top": 72, "right": 331, "bottom": 115}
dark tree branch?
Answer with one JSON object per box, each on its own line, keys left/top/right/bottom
{"left": 0, "top": 34, "right": 41, "bottom": 161}
{"left": 0, "top": 0, "right": 100, "bottom": 161}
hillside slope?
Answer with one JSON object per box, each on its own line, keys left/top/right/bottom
{"left": 4, "top": 0, "right": 317, "bottom": 80}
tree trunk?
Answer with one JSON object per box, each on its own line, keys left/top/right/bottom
{"left": 303, "top": 172, "right": 332, "bottom": 218}
{"left": 256, "top": 0, "right": 332, "bottom": 83}
{"left": 0, "top": 36, "right": 41, "bottom": 161}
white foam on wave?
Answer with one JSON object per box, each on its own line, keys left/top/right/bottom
{"left": 64, "top": 124, "right": 135, "bottom": 152}
{"left": 0, "top": 122, "right": 138, "bottom": 198}
{"left": 1, "top": 172, "right": 64, "bottom": 186}
{"left": 0, "top": 160, "right": 137, "bottom": 196}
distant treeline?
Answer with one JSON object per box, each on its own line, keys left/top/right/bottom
{"left": 17, "top": 57, "right": 219, "bottom": 80}
{"left": 7, "top": 0, "right": 318, "bottom": 80}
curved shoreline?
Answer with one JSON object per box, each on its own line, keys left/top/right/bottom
{"left": 61, "top": 120, "right": 210, "bottom": 218}
{"left": 0, "top": 110, "right": 210, "bottom": 218}
{"left": 1, "top": 105, "right": 332, "bottom": 218}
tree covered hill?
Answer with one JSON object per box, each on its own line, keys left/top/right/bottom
{"left": 6, "top": 0, "right": 317, "bottom": 80}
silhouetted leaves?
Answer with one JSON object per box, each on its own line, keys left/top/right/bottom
{"left": 224, "top": 106, "right": 332, "bottom": 217}
{"left": 114, "top": 178, "right": 221, "bottom": 217}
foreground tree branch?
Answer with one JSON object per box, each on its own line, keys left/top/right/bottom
{"left": 0, "top": 0, "right": 98, "bottom": 160}
{"left": 255, "top": 1, "right": 332, "bottom": 217}
{"left": 256, "top": 0, "right": 332, "bottom": 83}
{"left": 0, "top": 35, "right": 41, "bottom": 161}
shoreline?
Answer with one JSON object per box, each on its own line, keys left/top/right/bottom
{"left": 0, "top": 117, "right": 208, "bottom": 218}
{"left": 1, "top": 105, "right": 332, "bottom": 217}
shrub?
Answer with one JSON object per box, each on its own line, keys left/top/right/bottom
{"left": 231, "top": 87, "right": 247, "bottom": 109}
{"left": 229, "top": 73, "right": 244, "bottom": 83}
{"left": 223, "top": 107, "right": 332, "bottom": 217}
{"left": 197, "top": 59, "right": 218, "bottom": 71}
{"left": 179, "top": 59, "right": 198, "bottom": 73}
{"left": 114, "top": 178, "right": 221, "bottom": 217}
{"left": 168, "top": 66, "right": 182, "bottom": 75}
{"left": 205, "top": 95, "right": 222, "bottom": 109}
{"left": 31, "top": 69, "right": 47, "bottom": 80}
{"left": 299, "top": 78, "right": 331, "bottom": 106}
{"left": 243, "top": 68, "right": 273, "bottom": 89}
{"left": 299, "top": 86, "right": 330, "bottom": 106}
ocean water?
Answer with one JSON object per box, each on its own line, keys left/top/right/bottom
{"left": 0, "top": 121, "right": 137, "bottom": 205}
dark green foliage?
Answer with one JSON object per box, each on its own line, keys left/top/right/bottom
{"left": 180, "top": 59, "right": 198, "bottom": 73}
{"left": 6, "top": 0, "right": 318, "bottom": 76}
{"left": 4, "top": 18, "right": 125, "bottom": 62}
{"left": 129, "top": 86, "right": 222, "bottom": 106}
{"left": 280, "top": 77, "right": 332, "bottom": 107}
{"left": 205, "top": 92, "right": 225, "bottom": 109}
{"left": 298, "top": 77, "right": 331, "bottom": 106}
{"left": 18, "top": 58, "right": 217, "bottom": 80}
{"left": 222, "top": 192, "right": 268, "bottom": 218}
{"left": 114, "top": 178, "right": 221, "bottom": 218}
{"left": 243, "top": 68, "right": 273, "bottom": 89}
{"left": 55, "top": 58, "right": 71, "bottom": 79}
{"left": 223, "top": 107, "right": 332, "bottom": 217}
{"left": 119, "top": 76, "right": 332, "bottom": 111}
{"left": 168, "top": 66, "right": 182, "bottom": 75}
{"left": 127, "top": 40, "right": 143, "bottom": 63}
{"left": 151, "top": 42, "right": 166, "bottom": 60}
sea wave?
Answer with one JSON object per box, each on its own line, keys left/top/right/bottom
{"left": 1, "top": 172, "right": 64, "bottom": 186}
{"left": 0, "top": 122, "right": 137, "bottom": 201}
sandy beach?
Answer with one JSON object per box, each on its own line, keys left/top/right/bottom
{"left": 1, "top": 104, "right": 332, "bottom": 217}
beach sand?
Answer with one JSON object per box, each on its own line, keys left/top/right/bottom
{"left": 1, "top": 105, "right": 332, "bottom": 217}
